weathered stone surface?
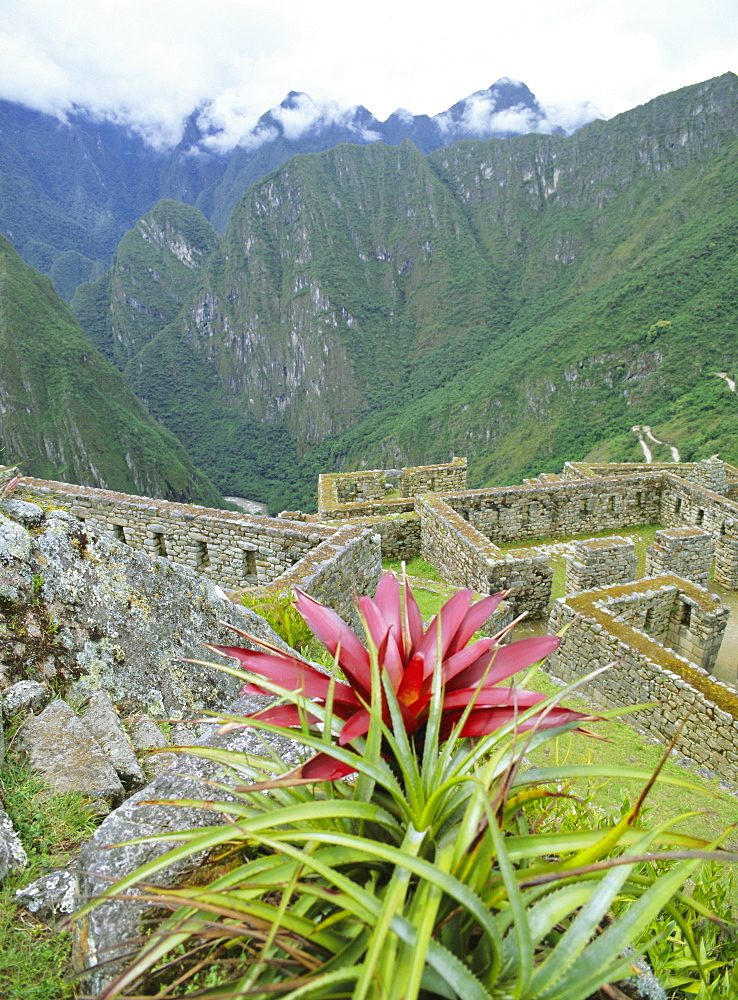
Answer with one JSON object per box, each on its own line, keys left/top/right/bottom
{"left": 81, "top": 691, "right": 146, "bottom": 790}
{"left": 0, "top": 498, "right": 44, "bottom": 528}
{"left": 0, "top": 802, "right": 27, "bottom": 882}
{"left": 73, "top": 695, "right": 303, "bottom": 995}
{"left": 0, "top": 503, "right": 289, "bottom": 716}
{"left": 125, "top": 711, "right": 177, "bottom": 778}
{"left": 14, "top": 870, "right": 77, "bottom": 918}
{"left": 14, "top": 700, "right": 125, "bottom": 810}
{"left": 0, "top": 511, "right": 34, "bottom": 603}
{"left": 1, "top": 679, "right": 51, "bottom": 718}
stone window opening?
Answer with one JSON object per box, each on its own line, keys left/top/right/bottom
{"left": 110, "top": 523, "right": 126, "bottom": 544}
{"left": 635, "top": 491, "right": 644, "bottom": 507}
{"left": 153, "top": 532, "right": 168, "bottom": 558}
{"left": 643, "top": 608, "right": 654, "bottom": 633}
{"left": 196, "top": 540, "right": 210, "bottom": 568}
{"left": 674, "top": 497, "right": 682, "bottom": 516}
{"left": 679, "top": 601, "right": 692, "bottom": 627}
{"left": 695, "top": 508, "right": 705, "bottom": 525}
{"left": 579, "top": 499, "right": 588, "bottom": 516}
{"left": 606, "top": 496, "right": 615, "bottom": 512}
{"left": 243, "top": 548, "right": 258, "bottom": 582}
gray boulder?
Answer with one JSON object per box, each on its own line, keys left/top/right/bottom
{"left": 14, "top": 870, "right": 76, "bottom": 919}
{"left": 72, "top": 695, "right": 304, "bottom": 995}
{"left": 2, "top": 680, "right": 51, "bottom": 719}
{"left": 80, "top": 691, "right": 146, "bottom": 790}
{"left": 0, "top": 802, "right": 27, "bottom": 882}
{"left": 0, "top": 511, "right": 34, "bottom": 603}
{"left": 14, "top": 700, "right": 125, "bottom": 812}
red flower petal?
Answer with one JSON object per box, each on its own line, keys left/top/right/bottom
{"left": 208, "top": 644, "right": 360, "bottom": 705}
{"left": 374, "top": 573, "right": 405, "bottom": 658}
{"left": 397, "top": 652, "right": 425, "bottom": 706}
{"left": 247, "top": 704, "right": 323, "bottom": 727}
{"left": 440, "top": 705, "right": 589, "bottom": 740}
{"left": 441, "top": 687, "right": 546, "bottom": 712}
{"left": 445, "top": 592, "right": 507, "bottom": 656}
{"left": 403, "top": 572, "right": 424, "bottom": 652}
{"left": 294, "top": 590, "right": 372, "bottom": 697}
{"left": 446, "top": 635, "right": 560, "bottom": 691}
{"left": 301, "top": 752, "right": 359, "bottom": 781}
{"left": 338, "top": 708, "right": 372, "bottom": 745}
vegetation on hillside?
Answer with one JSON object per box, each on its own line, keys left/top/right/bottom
{"left": 0, "top": 236, "right": 223, "bottom": 505}
{"left": 68, "top": 75, "right": 738, "bottom": 510}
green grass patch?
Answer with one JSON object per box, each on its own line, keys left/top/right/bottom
{"left": 382, "top": 556, "right": 443, "bottom": 581}
{"left": 0, "top": 756, "right": 99, "bottom": 999}
{"left": 524, "top": 667, "right": 738, "bottom": 853}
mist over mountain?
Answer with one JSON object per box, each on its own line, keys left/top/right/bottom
{"left": 70, "top": 74, "right": 738, "bottom": 512}
{"left": 0, "top": 79, "right": 599, "bottom": 299}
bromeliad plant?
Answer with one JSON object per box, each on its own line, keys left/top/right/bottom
{"left": 210, "top": 573, "right": 590, "bottom": 783}
{"left": 77, "top": 573, "right": 737, "bottom": 1000}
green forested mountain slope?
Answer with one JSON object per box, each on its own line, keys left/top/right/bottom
{"left": 0, "top": 235, "right": 223, "bottom": 504}
{"left": 72, "top": 74, "right": 738, "bottom": 508}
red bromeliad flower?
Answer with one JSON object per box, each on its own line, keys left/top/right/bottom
{"left": 207, "top": 573, "right": 588, "bottom": 782}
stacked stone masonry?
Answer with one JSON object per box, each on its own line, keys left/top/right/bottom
{"left": 645, "top": 527, "right": 713, "bottom": 585}
{"left": 18, "top": 477, "right": 380, "bottom": 626}
{"left": 318, "top": 458, "right": 466, "bottom": 519}
{"left": 565, "top": 536, "right": 637, "bottom": 594}
{"left": 547, "top": 578, "right": 737, "bottom": 780}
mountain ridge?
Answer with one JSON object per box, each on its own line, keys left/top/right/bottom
{"left": 70, "top": 73, "right": 738, "bottom": 510}
{"left": 0, "top": 79, "right": 599, "bottom": 298}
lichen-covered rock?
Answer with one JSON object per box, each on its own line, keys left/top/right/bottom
{"left": 14, "top": 700, "right": 125, "bottom": 811}
{"left": 0, "top": 498, "right": 45, "bottom": 528}
{"left": 72, "top": 695, "right": 304, "bottom": 995}
{"left": 0, "top": 511, "right": 34, "bottom": 603}
{"left": 0, "top": 802, "right": 27, "bottom": 882}
{"left": 0, "top": 503, "right": 287, "bottom": 716}
{"left": 1, "top": 679, "right": 51, "bottom": 718}
{"left": 14, "top": 870, "right": 76, "bottom": 919}
{"left": 80, "top": 691, "right": 146, "bottom": 790}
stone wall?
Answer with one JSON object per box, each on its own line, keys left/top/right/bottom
{"left": 659, "top": 475, "right": 738, "bottom": 588}
{"left": 440, "top": 475, "right": 662, "bottom": 545}
{"left": 238, "top": 524, "right": 382, "bottom": 629}
{"left": 416, "top": 495, "right": 552, "bottom": 618}
{"left": 335, "top": 471, "right": 387, "bottom": 504}
{"left": 546, "top": 576, "right": 738, "bottom": 781}
{"left": 565, "top": 536, "right": 637, "bottom": 593}
{"left": 317, "top": 459, "right": 466, "bottom": 520}
{"left": 21, "top": 477, "right": 333, "bottom": 592}
{"left": 645, "top": 527, "right": 713, "bottom": 584}
{"left": 398, "top": 458, "right": 466, "bottom": 497}
{"left": 356, "top": 515, "right": 421, "bottom": 562}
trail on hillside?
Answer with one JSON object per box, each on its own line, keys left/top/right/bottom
{"left": 716, "top": 372, "right": 737, "bottom": 393}
{"left": 631, "top": 426, "right": 654, "bottom": 463}
{"left": 642, "top": 425, "right": 680, "bottom": 462}
{"left": 631, "top": 425, "right": 681, "bottom": 463}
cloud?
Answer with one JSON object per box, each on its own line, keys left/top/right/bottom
{"left": 0, "top": 0, "right": 733, "bottom": 150}
{"left": 542, "top": 100, "right": 606, "bottom": 135}
{"left": 197, "top": 91, "right": 382, "bottom": 153}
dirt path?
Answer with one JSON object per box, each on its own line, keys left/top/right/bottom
{"left": 631, "top": 425, "right": 653, "bottom": 462}
{"left": 642, "top": 425, "right": 680, "bottom": 462}
{"left": 716, "top": 371, "right": 737, "bottom": 393}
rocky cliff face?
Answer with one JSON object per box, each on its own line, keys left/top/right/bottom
{"left": 71, "top": 74, "right": 738, "bottom": 504}
{"left": 0, "top": 79, "right": 589, "bottom": 300}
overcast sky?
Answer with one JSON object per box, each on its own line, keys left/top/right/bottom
{"left": 0, "top": 0, "right": 735, "bottom": 149}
